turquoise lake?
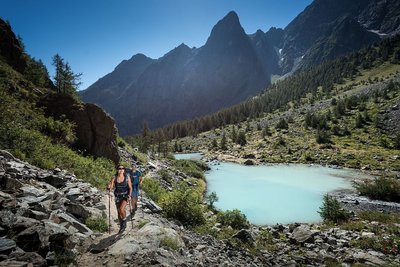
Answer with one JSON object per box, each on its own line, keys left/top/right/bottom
{"left": 175, "top": 153, "right": 355, "bottom": 225}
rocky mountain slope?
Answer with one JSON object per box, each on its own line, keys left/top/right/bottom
{"left": 81, "top": 0, "right": 400, "bottom": 136}
{"left": 82, "top": 11, "right": 271, "bottom": 136}
{"left": 175, "top": 66, "right": 400, "bottom": 172}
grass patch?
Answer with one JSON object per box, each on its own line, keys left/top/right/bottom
{"left": 159, "top": 235, "right": 180, "bottom": 251}
{"left": 350, "top": 236, "right": 400, "bottom": 255}
{"left": 85, "top": 217, "right": 108, "bottom": 232}
{"left": 358, "top": 211, "right": 400, "bottom": 224}
{"left": 138, "top": 219, "right": 150, "bottom": 229}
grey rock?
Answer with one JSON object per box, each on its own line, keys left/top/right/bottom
{"left": 0, "top": 238, "right": 16, "bottom": 253}
{"left": 290, "top": 225, "right": 315, "bottom": 244}
{"left": 0, "top": 260, "right": 29, "bottom": 267}
{"left": 143, "top": 198, "right": 163, "bottom": 213}
{"left": 20, "top": 186, "right": 45, "bottom": 197}
{"left": 11, "top": 216, "right": 40, "bottom": 232}
{"left": 65, "top": 203, "right": 90, "bottom": 220}
{"left": 232, "top": 229, "right": 255, "bottom": 243}
{"left": 15, "top": 226, "right": 41, "bottom": 252}
{"left": 40, "top": 175, "right": 65, "bottom": 188}
{"left": 0, "top": 150, "right": 16, "bottom": 160}
{"left": 353, "top": 251, "right": 386, "bottom": 266}
{"left": 0, "top": 176, "right": 24, "bottom": 191}
{"left": 50, "top": 211, "right": 93, "bottom": 236}
{"left": 9, "top": 252, "right": 47, "bottom": 267}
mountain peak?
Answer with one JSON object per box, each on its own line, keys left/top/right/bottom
{"left": 205, "top": 10, "right": 246, "bottom": 49}
{"left": 216, "top": 11, "right": 241, "bottom": 30}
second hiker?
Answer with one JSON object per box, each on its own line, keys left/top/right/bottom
{"left": 126, "top": 163, "right": 143, "bottom": 213}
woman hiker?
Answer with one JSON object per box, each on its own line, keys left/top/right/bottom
{"left": 107, "top": 165, "right": 132, "bottom": 233}
{"left": 126, "top": 163, "right": 143, "bottom": 213}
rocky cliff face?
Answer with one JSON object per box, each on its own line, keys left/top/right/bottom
{"left": 39, "top": 94, "right": 120, "bottom": 165}
{"left": 0, "top": 18, "right": 26, "bottom": 73}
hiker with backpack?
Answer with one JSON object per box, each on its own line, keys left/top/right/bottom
{"left": 107, "top": 165, "right": 132, "bottom": 233}
{"left": 126, "top": 163, "right": 143, "bottom": 213}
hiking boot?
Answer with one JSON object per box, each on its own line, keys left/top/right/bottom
{"left": 119, "top": 219, "right": 126, "bottom": 233}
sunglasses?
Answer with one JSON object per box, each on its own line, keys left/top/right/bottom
{"left": 117, "top": 167, "right": 124, "bottom": 170}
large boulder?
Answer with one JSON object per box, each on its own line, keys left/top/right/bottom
{"left": 39, "top": 94, "right": 120, "bottom": 165}
{"left": 290, "top": 225, "right": 315, "bottom": 244}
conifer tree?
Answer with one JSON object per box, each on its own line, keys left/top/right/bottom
{"left": 220, "top": 132, "right": 227, "bottom": 150}
{"left": 231, "top": 125, "right": 237, "bottom": 143}
{"left": 141, "top": 121, "right": 151, "bottom": 153}
{"left": 52, "top": 54, "right": 81, "bottom": 98}
{"left": 237, "top": 131, "right": 247, "bottom": 146}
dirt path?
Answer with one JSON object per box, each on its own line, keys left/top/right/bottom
{"left": 76, "top": 193, "right": 149, "bottom": 266}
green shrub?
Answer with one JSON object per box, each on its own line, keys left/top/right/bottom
{"left": 142, "top": 178, "right": 167, "bottom": 203}
{"left": 159, "top": 182, "right": 205, "bottom": 226}
{"left": 316, "top": 129, "right": 332, "bottom": 144}
{"left": 217, "top": 209, "right": 249, "bottom": 230}
{"left": 354, "top": 177, "right": 400, "bottom": 202}
{"left": 85, "top": 217, "right": 108, "bottom": 232}
{"left": 318, "top": 194, "right": 351, "bottom": 223}
{"left": 173, "top": 159, "right": 208, "bottom": 180}
{"left": 276, "top": 118, "right": 288, "bottom": 130}
{"left": 117, "top": 136, "right": 127, "bottom": 148}
{"left": 157, "top": 169, "right": 173, "bottom": 183}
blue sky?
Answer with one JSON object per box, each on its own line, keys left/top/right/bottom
{"left": 1, "top": 0, "right": 312, "bottom": 90}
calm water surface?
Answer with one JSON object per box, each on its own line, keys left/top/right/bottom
{"left": 175, "top": 153, "right": 355, "bottom": 225}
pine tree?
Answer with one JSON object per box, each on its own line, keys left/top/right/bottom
{"left": 355, "top": 113, "right": 364, "bottom": 128}
{"left": 211, "top": 139, "right": 218, "bottom": 149}
{"left": 262, "top": 125, "right": 271, "bottom": 138}
{"left": 220, "top": 133, "right": 227, "bottom": 150}
{"left": 52, "top": 54, "right": 81, "bottom": 98}
{"left": 237, "top": 131, "right": 247, "bottom": 146}
{"left": 141, "top": 121, "right": 151, "bottom": 153}
{"left": 231, "top": 125, "right": 237, "bottom": 143}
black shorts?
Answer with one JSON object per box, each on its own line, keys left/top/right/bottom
{"left": 115, "top": 194, "right": 128, "bottom": 204}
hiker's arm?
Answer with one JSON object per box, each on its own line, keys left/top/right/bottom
{"left": 139, "top": 176, "right": 143, "bottom": 187}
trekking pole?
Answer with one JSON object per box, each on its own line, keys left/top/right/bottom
{"left": 140, "top": 190, "right": 144, "bottom": 219}
{"left": 108, "top": 190, "right": 111, "bottom": 234}
{"left": 128, "top": 198, "right": 134, "bottom": 229}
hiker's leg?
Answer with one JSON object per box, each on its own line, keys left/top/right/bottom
{"left": 115, "top": 200, "right": 122, "bottom": 221}
{"left": 119, "top": 199, "right": 127, "bottom": 220}
{"left": 131, "top": 187, "right": 138, "bottom": 210}
{"left": 131, "top": 197, "right": 138, "bottom": 211}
